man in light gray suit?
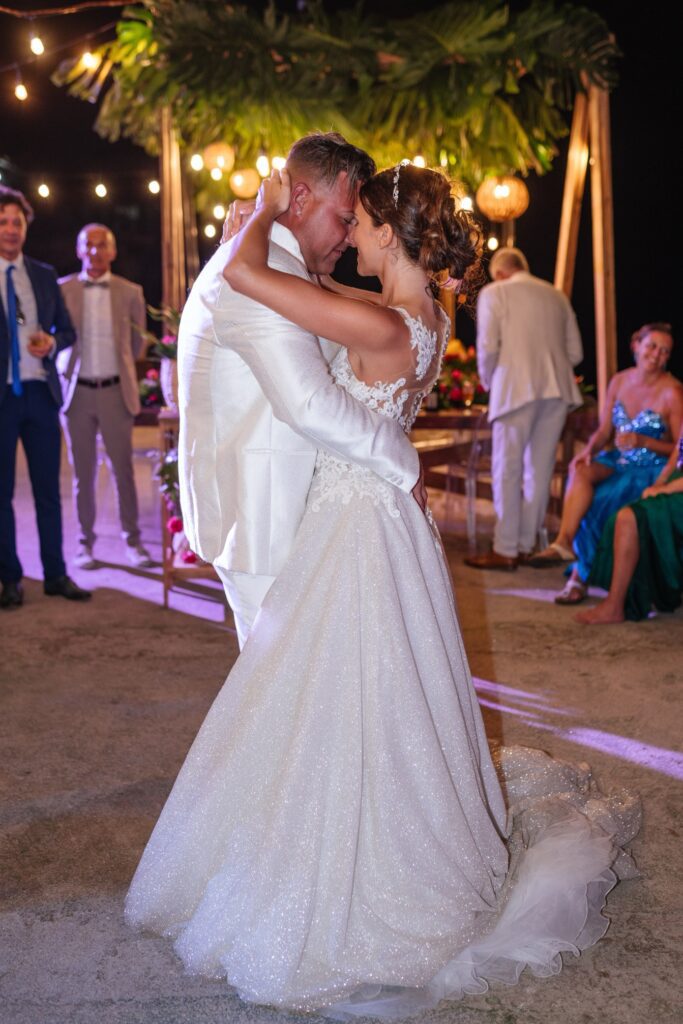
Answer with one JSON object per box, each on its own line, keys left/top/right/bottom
{"left": 59, "top": 224, "right": 153, "bottom": 569}
{"left": 465, "top": 247, "right": 583, "bottom": 570}
{"left": 178, "top": 132, "right": 422, "bottom": 648}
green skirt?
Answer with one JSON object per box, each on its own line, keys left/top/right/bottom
{"left": 590, "top": 470, "right": 683, "bottom": 621}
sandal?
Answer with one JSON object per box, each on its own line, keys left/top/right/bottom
{"left": 528, "top": 542, "right": 575, "bottom": 568}
{"left": 554, "top": 578, "right": 587, "bottom": 605}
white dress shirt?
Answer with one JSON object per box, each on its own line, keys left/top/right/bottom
{"left": 0, "top": 253, "right": 47, "bottom": 384}
{"left": 77, "top": 270, "right": 119, "bottom": 379}
{"left": 476, "top": 270, "right": 583, "bottom": 422}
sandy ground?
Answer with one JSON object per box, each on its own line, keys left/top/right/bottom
{"left": 1, "top": 428, "right": 681, "bottom": 1024}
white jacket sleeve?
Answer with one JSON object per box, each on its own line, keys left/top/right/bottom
{"left": 212, "top": 299, "right": 420, "bottom": 493}
{"left": 564, "top": 299, "right": 584, "bottom": 367}
{"left": 475, "top": 286, "right": 501, "bottom": 390}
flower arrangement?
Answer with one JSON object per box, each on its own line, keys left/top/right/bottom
{"left": 434, "top": 339, "right": 488, "bottom": 410}
{"left": 139, "top": 366, "right": 163, "bottom": 408}
{"left": 156, "top": 448, "right": 198, "bottom": 564}
{"left": 139, "top": 304, "right": 181, "bottom": 360}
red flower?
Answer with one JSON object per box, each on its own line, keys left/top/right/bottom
{"left": 476, "top": 383, "right": 487, "bottom": 394}
{"left": 448, "top": 386, "right": 463, "bottom": 402}
{"left": 451, "top": 369, "right": 462, "bottom": 381}
{"left": 167, "top": 515, "right": 183, "bottom": 534}
{"left": 146, "top": 367, "right": 159, "bottom": 380}
{"left": 182, "top": 550, "right": 198, "bottom": 564}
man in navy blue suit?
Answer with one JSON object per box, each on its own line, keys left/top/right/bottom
{"left": 0, "top": 185, "right": 91, "bottom": 608}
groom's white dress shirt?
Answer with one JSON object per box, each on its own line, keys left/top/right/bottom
{"left": 177, "top": 222, "right": 419, "bottom": 611}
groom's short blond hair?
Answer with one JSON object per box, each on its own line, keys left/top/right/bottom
{"left": 287, "top": 132, "right": 376, "bottom": 194}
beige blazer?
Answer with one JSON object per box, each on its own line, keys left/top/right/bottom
{"left": 476, "top": 271, "right": 583, "bottom": 422}
{"left": 178, "top": 222, "right": 419, "bottom": 578}
{"left": 57, "top": 273, "right": 146, "bottom": 415}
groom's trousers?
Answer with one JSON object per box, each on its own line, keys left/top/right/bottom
{"left": 215, "top": 566, "right": 276, "bottom": 649}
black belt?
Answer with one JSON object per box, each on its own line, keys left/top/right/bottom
{"left": 77, "top": 375, "right": 120, "bottom": 389}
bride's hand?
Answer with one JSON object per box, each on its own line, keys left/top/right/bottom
{"left": 221, "top": 200, "right": 257, "bottom": 243}
{"left": 256, "top": 168, "right": 291, "bottom": 217}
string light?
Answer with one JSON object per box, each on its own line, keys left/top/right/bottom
{"left": 487, "top": 236, "right": 499, "bottom": 251}
{"left": 189, "top": 153, "right": 203, "bottom": 171}
{"left": 37, "top": 183, "right": 50, "bottom": 197}
{"left": 271, "top": 156, "right": 286, "bottom": 171}
{"left": 82, "top": 51, "right": 98, "bottom": 69}
{"left": 148, "top": 179, "right": 160, "bottom": 194}
{"left": 256, "top": 154, "right": 270, "bottom": 177}
{"left": 213, "top": 204, "right": 226, "bottom": 219}
{"left": 30, "top": 35, "right": 45, "bottom": 56}
{"left": 14, "top": 66, "right": 28, "bottom": 100}
{"left": 460, "top": 196, "right": 473, "bottom": 212}
{"left": 413, "top": 155, "right": 426, "bottom": 168}
{"left": 94, "top": 182, "right": 107, "bottom": 197}
{"left": 210, "top": 167, "right": 222, "bottom": 181}
{"left": 204, "top": 223, "right": 217, "bottom": 239}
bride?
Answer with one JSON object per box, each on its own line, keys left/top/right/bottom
{"left": 125, "top": 163, "right": 639, "bottom": 1017}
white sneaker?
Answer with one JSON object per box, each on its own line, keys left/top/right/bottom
{"left": 74, "top": 544, "right": 96, "bottom": 570}
{"left": 126, "top": 544, "right": 154, "bottom": 568}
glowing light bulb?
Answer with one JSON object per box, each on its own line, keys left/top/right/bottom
{"left": 256, "top": 154, "right": 270, "bottom": 177}
{"left": 38, "top": 183, "right": 50, "bottom": 198}
{"left": 148, "top": 180, "right": 160, "bottom": 194}
{"left": 15, "top": 82, "right": 28, "bottom": 102}
{"left": 487, "top": 236, "right": 499, "bottom": 251}
{"left": 210, "top": 167, "right": 223, "bottom": 181}
{"left": 82, "top": 51, "right": 98, "bottom": 69}
{"left": 204, "top": 224, "right": 217, "bottom": 239}
{"left": 95, "top": 183, "right": 107, "bottom": 198}
{"left": 190, "top": 153, "right": 204, "bottom": 171}
{"left": 413, "top": 155, "right": 426, "bottom": 168}
{"left": 213, "top": 204, "right": 226, "bottom": 220}
{"left": 493, "top": 183, "right": 510, "bottom": 199}
{"left": 460, "top": 196, "right": 473, "bottom": 212}
{"left": 30, "top": 36, "right": 45, "bottom": 56}
{"left": 271, "top": 156, "right": 286, "bottom": 171}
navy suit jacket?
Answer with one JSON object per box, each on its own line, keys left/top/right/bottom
{"left": 0, "top": 255, "right": 76, "bottom": 408}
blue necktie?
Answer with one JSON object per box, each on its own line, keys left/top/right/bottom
{"left": 6, "top": 265, "right": 23, "bottom": 396}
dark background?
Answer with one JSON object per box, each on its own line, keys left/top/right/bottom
{"left": 1, "top": 0, "right": 680, "bottom": 380}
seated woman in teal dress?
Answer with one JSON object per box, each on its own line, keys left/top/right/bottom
{"left": 529, "top": 323, "right": 682, "bottom": 605}
{"left": 576, "top": 433, "right": 683, "bottom": 623}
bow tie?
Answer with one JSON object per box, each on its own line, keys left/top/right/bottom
{"left": 84, "top": 280, "right": 109, "bottom": 288}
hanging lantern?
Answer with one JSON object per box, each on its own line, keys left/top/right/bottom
{"left": 202, "top": 143, "right": 235, "bottom": 173}
{"left": 229, "top": 169, "right": 261, "bottom": 198}
{"left": 475, "top": 176, "right": 529, "bottom": 222}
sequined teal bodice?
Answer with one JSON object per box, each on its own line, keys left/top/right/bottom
{"left": 612, "top": 399, "right": 667, "bottom": 466}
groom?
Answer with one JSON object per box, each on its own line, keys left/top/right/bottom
{"left": 177, "top": 132, "right": 421, "bottom": 647}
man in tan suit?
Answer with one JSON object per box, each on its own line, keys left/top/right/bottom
{"left": 59, "top": 224, "right": 152, "bottom": 569}
{"left": 465, "top": 247, "right": 583, "bottom": 570}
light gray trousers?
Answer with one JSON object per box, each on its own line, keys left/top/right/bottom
{"left": 491, "top": 397, "right": 568, "bottom": 557}
{"left": 62, "top": 383, "right": 140, "bottom": 548}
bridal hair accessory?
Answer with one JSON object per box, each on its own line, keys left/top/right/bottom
{"left": 392, "top": 159, "right": 410, "bottom": 207}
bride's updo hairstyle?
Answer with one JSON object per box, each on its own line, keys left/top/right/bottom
{"left": 359, "top": 164, "right": 482, "bottom": 293}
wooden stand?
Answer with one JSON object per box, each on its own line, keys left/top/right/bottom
{"left": 158, "top": 409, "right": 228, "bottom": 618}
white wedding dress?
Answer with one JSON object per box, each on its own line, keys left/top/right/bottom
{"left": 126, "top": 307, "right": 640, "bottom": 1017}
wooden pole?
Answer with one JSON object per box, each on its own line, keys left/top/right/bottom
{"left": 159, "top": 106, "right": 186, "bottom": 313}
{"left": 554, "top": 91, "right": 589, "bottom": 297}
{"left": 588, "top": 85, "right": 618, "bottom": 411}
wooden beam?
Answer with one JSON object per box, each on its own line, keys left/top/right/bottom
{"left": 588, "top": 85, "right": 618, "bottom": 411}
{"left": 554, "top": 91, "right": 589, "bottom": 296}
{"left": 159, "top": 106, "right": 186, "bottom": 313}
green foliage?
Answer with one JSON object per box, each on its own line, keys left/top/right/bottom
{"left": 53, "top": 0, "right": 619, "bottom": 189}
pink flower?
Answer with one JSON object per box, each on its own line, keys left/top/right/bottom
{"left": 181, "top": 549, "right": 198, "bottom": 564}
{"left": 146, "top": 367, "right": 159, "bottom": 380}
{"left": 167, "top": 515, "right": 183, "bottom": 534}
{"left": 161, "top": 334, "right": 177, "bottom": 346}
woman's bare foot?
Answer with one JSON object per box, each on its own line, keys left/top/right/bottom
{"left": 575, "top": 601, "right": 625, "bottom": 625}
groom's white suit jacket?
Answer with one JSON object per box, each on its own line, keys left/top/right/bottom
{"left": 177, "top": 222, "right": 419, "bottom": 578}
